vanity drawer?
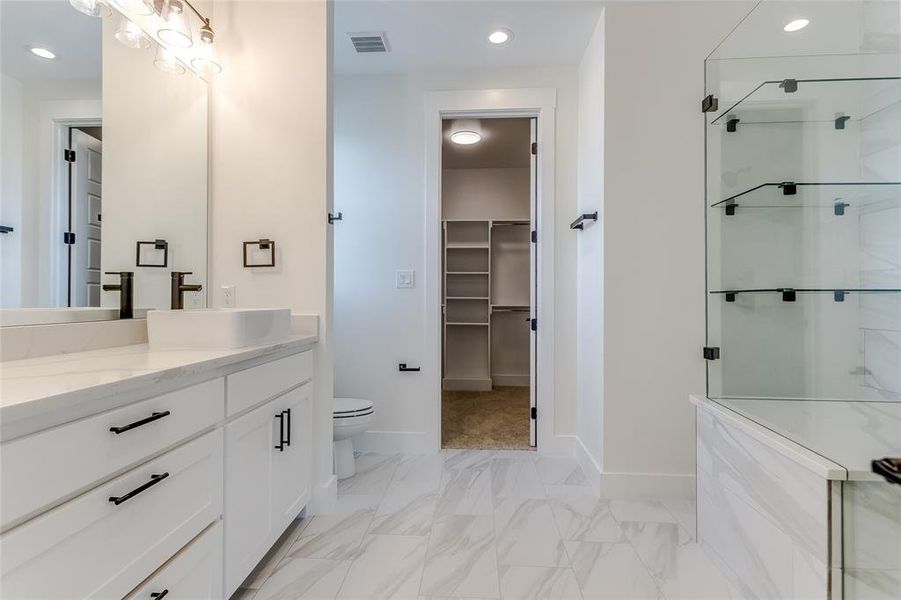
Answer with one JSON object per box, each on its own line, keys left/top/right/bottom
{"left": 0, "top": 430, "right": 223, "bottom": 600}
{"left": 227, "top": 351, "right": 312, "bottom": 416}
{"left": 125, "top": 521, "right": 223, "bottom": 600}
{"left": 1, "top": 378, "right": 224, "bottom": 530}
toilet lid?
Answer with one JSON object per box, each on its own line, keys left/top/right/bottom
{"left": 334, "top": 397, "right": 374, "bottom": 416}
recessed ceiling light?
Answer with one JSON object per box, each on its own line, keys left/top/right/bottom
{"left": 488, "top": 28, "right": 513, "bottom": 45}
{"left": 783, "top": 19, "right": 809, "bottom": 32}
{"left": 451, "top": 130, "right": 481, "bottom": 145}
{"left": 29, "top": 47, "right": 56, "bottom": 60}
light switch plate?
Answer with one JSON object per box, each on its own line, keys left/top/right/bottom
{"left": 396, "top": 270, "right": 415, "bottom": 289}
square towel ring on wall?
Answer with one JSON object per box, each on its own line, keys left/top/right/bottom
{"left": 135, "top": 239, "right": 169, "bottom": 267}
{"left": 243, "top": 238, "right": 276, "bottom": 268}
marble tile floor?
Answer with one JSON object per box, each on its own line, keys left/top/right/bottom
{"left": 232, "top": 450, "right": 742, "bottom": 600}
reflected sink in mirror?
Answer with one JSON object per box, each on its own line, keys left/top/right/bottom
{"left": 147, "top": 308, "right": 291, "bottom": 350}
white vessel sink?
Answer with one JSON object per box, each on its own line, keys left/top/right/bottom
{"left": 147, "top": 308, "right": 291, "bottom": 350}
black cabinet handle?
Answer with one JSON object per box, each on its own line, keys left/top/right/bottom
{"left": 110, "top": 411, "right": 171, "bottom": 434}
{"left": 285, "top": 408, "right": 292, "bottom": 447}
{"left": 150, "top": 590, "right": 169, "bottom": 599}
{"left": 108, "top": 472, "right": 169, "bottom": 506}
{"left": 399, "top": 363, "right": 421, "bottom": 372}
{"left": 274, "top": 412, "right": 286, "bottom": 451}
{"left": 872, "top": 457, "right": 901, "bottom": 485}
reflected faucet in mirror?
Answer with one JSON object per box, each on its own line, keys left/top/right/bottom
{"left": 170, "top": 272, "right": 202, "bottom": 310}
{"left": 101, "top": 272, "right": 135, "bottom": 319}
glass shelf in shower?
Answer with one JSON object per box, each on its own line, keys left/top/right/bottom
{"left": 710, "top": 181, "right": 901, "bottom": 210}
{"left": 708, "top": 76, "right": 901, "bottom": 126}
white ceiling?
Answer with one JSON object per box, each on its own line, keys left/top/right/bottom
{"left": 1, "top": 0, "right": 101, "bottom": 83}
{"left": 333, "top": 0, "right": 604, "bottom": 76}
{"left": 443, "top": 117, "right": 531, "bottom": 169}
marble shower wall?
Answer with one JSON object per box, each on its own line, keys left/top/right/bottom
{"left": 843, "top": 480, "right": 901, "bottom": 599}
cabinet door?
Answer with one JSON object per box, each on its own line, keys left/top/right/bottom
{"left": 223, "top": 402, "right": 276, "bottom": 596}
{"left": 271, "top": 383, "right": 313, "bottom": 531}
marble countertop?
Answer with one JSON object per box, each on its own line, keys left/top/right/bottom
{"left": 697, "top": 396, "right": 901, "bottom": 481}
{"left": 0, "top": 334, "right": 317, "bottom": 442}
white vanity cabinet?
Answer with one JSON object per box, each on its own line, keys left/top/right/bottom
{"left": 0, "top": 344, "right": 316, "bottom": 600}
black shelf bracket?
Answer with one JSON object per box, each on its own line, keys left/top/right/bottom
{"left": 703, "top": 347, "right": 720, "bottom": 361}
{"left": 0, "top": 225, "right": 13, "bottom": 234}
{"left": 398, "top": 363, "right": 421, "bottom": 372}
{"left": 328, "top": 212, "right": 343, "bottom": 225}
{"left": 726, "top": 118, "right": 740, "bottom": 133}
{"left": 834, "top": 201, "right": 850, "bottom": 216}
{"left": 780, "top": 78, "right": 798, "bottom": 93}
{"left": 701, "top": 94, "right": 718, "bottom": 113}
{"left": 570, "top": 212, "right": 598, "bottom": 230}
{"left": 834, "top": 115, "right": 850, "bottom": 130}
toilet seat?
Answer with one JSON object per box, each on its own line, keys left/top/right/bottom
{"left": 334, "top": 398, "right": 374, "bottom": 418}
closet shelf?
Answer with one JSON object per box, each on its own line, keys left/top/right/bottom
{"left": 446, "top": 322, "right": 490, "bottom": 327}
{"left": 446, "top": 296, "right": 489, "bottom": 300}
{"left": 707, "top": 76, "right": 901, "bottom": 126}
{"left": 446, "top": 271, "right": 489, "bottom": 275}
{"left": 711, "top": 181, "right": 901, "bottom": 210}
{"left": 446, "top": 242, "right": 489, "bottom": 249}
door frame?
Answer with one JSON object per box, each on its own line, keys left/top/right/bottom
{"left": 424, "top": 88, "right": 560, "bottom": 454}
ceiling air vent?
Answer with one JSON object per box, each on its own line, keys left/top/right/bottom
{"left": 348, "top": 32, "right": 389, "bottom": 54}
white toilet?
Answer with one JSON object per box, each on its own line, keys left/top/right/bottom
{"left": 332, "top": 397, "right": 374, "bottom": 480}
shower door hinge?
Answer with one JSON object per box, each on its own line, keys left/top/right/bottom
{"left": 64, "top": 149, "right": 76, "bottom": 162}
{"left": 63, "top": 231, "right": 76, "bottom": 245}
{"left": 531, "top": 407, "right": 537, "bottom": 420}
{"left": 531, "top": 142, "right": 537, "bottom": 156}
{"left": 701, "top": 94, "right": 718, "bottom": 113}
{"left": 702, "top": 346, "right": 720, "bottom": 361}
{"left": 530, "top": 318, "right": 537, "bottom": 332}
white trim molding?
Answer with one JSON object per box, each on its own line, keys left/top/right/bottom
{"left": 424, "top": 88, "right": 558, "bottom": 455}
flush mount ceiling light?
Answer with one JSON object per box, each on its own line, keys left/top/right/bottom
{"left": 29, "top": 47, "right": 56, "bottom": 60}
{"left": 115, "top": 16, "right": 152, "bottom": 49}
{"left": 69, "top": 0, "right": 109, "bottom": 18}
{"left": 783, "top": 18, "right": 810, "bottom": 32}
{"left": 450, "top": 130, "right": 482, "bottom": 145}
{"left": 488, "top": 28, "right": 513, "bottom": 44}
{"left": 158, "top": 0, "right": 193, "bottom": 48}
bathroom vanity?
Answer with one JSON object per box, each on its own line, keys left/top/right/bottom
{"left": 0, "top": 321, "right": 318, "bottom": 599}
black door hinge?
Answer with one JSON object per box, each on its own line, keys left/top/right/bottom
{"left": 701, "top": 94, "right": 718, "bottom": 113}
{"left": 530, "top": 318, "right": 537, "bottom": 332}
{"left": 63, "top": 231, "right": 76, "bottom": 245}
{"left": 703, "top": 346, "right": 720, "bottom": 360}
{"left": 531, "top": 230, "right": 537, "bottom": 243}
{"left": 64, "top": 149, "right": 76, "bottom": 162}
{"left": 530, "top": 407, "right": 537, "bottom": 420}
{"left": 530, "top": 142, "right": 537, "bottom": 156}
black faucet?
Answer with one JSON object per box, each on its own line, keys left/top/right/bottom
{"left": 102, "top": 271, "right": 135, "bottom": 319}
{"left": 170, "top": 271, "right": 203, "bottom": 309}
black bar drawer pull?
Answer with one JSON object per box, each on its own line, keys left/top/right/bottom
{"left": 150, "top": 590, "right": 169, "bottom": 599}
{"left": 285, "top": 408, "right": 292, "bottom": 447}
{"left": 110, "top": 411, "right": 171, "bottom": 434}
{"left": 872, "top": 457, "right": 901, "bottom": 486}
{"left": 274, "top": 412, "right": 286, "bottom": 451}
{"left": 108, "top": 472, "right": 169, "bottom": 506}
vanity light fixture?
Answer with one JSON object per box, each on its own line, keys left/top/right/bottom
{"left": 783, "top": 18, "right": 809, "bottom": 32}
{"left": 115, "top": 16, "right": 152, "bottom": 49}
{"left": 488, "top": 28, "right": 513, "bottom": 44}
{"left": 190, "top": 23, "right": 223, "bottom": 75}
{"left": 153, "top": 44, "right": 185, "bottom": 75}
{"left": 29, "top": 47, "right": 56, "bottom": 60}
{"left": 69, "top": 0, "right": 109, "bottom": 18}
{"left": 450, "top": 130, "right": 482, "bottom": 145}
{"left": 109, "top": 0, "right": 153, "bottom": 17}
{"left": 158, "top": 0, "right": 193, "bottom": 48}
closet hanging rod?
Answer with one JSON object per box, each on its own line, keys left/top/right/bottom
{"left": 492, "top": 221, "right": 530, "bottom": 226}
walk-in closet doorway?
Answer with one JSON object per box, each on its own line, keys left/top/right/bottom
{"left": 440, "top": 116, "right": 538, "bottom": 450}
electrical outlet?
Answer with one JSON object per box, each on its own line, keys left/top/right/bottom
{"left": 396, "top": 270, "right": 415, "bottom": 289}
{"left": 222, "top": 284, "right": 236, "bottom": 307}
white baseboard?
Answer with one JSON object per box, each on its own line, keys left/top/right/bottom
{"left": 598, "top": 471, "right": 696, "bottom": 500}
{"left": 309, "top": 475, "right": 337, "bottom": 515}
{"left": 356, "top": 430, "right": 434, "bottom": 454}
{"left": 573, "top": 435, "right": 603, "bottom": 490}
{"left": 491, "top": 374, "right": 529, "bottom": 387}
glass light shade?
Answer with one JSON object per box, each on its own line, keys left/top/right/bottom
{"left": 158, "top": 0, "right": 193, "bottom": 48}
{"left": 153, "top": 44, "right": 185, "bottom": 75}
{"left": 69, "top": 0, "right": 109, "bottom": 18}
{"left": 115, "top": 16, "right": 151, "bottom": 49}
{"left": 109, "top": 0, "right": 153, "bottom": 16}
{"left": 190, "top": 39, "right": 222, "bottom": 76}
{"left": 450, "top": 130, "right": 482, "bottom": 145}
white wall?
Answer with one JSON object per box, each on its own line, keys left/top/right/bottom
{"left": 0, "top": 74, "right": 24, "bottom": 307}
{"left": 575, "top": 12, "right": 605, "bottom": 479}
{"left": 210, "top": 0, "right": 334, "bottom": 511}
{"left": 334, "top": 66, "right": 579, "bottom": 452}
{"left": 600, "top": 0, "right": 755, "bottom": 496}
{"left": 442, "top": 168, "right": 530, "bottom": 220}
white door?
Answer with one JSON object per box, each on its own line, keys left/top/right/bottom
{"left": 529, "top": 118, "right": 538, "bottom": 448}
{"left": 69, "top": 129, "right": 102, "bottom": 307}
{"left": 271, "top": 383, "right": 313, "bottom": 531}
{"left": 224, "top": 401, "right": 275, "bottom": 596}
